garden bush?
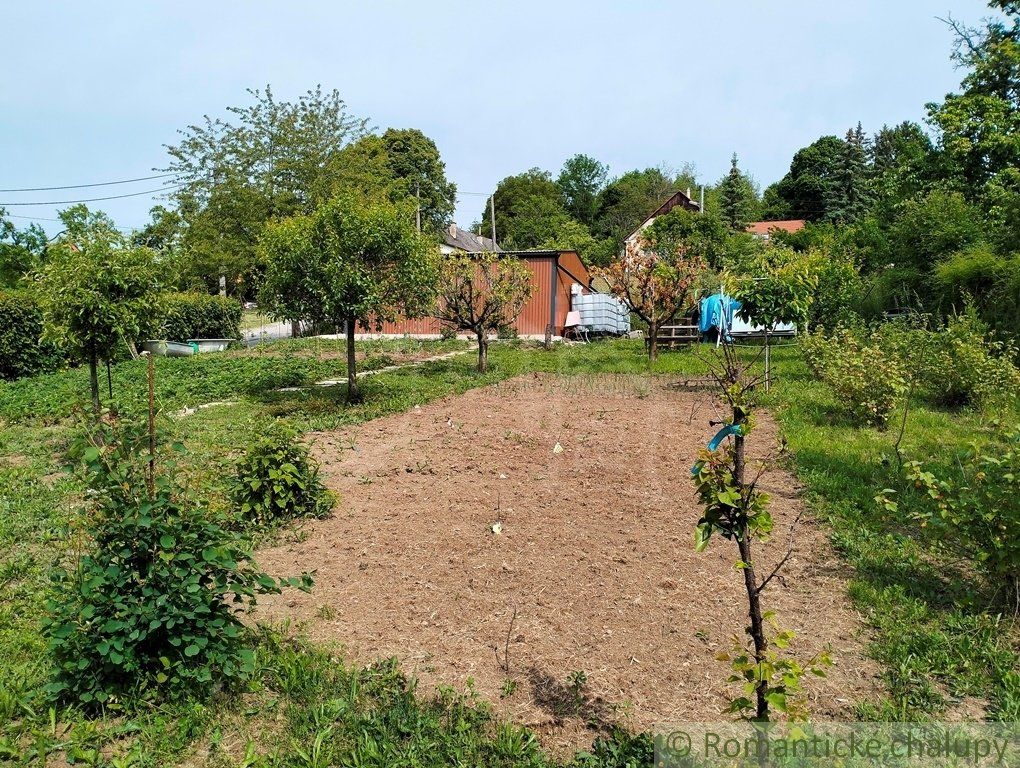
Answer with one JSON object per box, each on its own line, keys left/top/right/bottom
{"left": 810, "top": 328, "right": 906, "bottom": 428}
{"left": 231, "top": 421, "right": 334, "bottom": 526}
{"left": 0, "top": 290, "right": 63, "bottom": 380}
{"left": 805, "top": 312, "right": 1019, "bottom": 419}
{"left": 936, "top": 313, "right": 1020, "bottom": 410}
{"left": 43, "top": 417, "right": 310, "bottom": 707}
{"left": 881, "top": 424, "right": 1020, "bottom": 608}
{"left": 160, "top": 292, "right": 242, "bottom": 341}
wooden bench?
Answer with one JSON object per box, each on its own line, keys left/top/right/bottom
{"left": 653, "top": 324, "right": 700, "bottom": 349}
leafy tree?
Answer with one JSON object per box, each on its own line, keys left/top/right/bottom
{"left": 556, "top": 154, "right": 608, "bottom": 227}
{"left": 163, "top": 86, "right": 370, "bottom": 293}
{"left": 0, "top": 208, "right": 47, "bottom": 288}
{"left": 595, "top": 208, "right": 708, "bottom": 360}
{"left": 727, "top": 244, "right": 819, "bottom": 389}
{"left": 484, "top": 168, "right": 573, "bottom": 250}
{"left": 379, "top": 128, "right": 457, "bottom": 233}
{"left": 927, "top": 4, "right": 1020, "bottom": 191}
{"left": 889, "top": 187, "right": 986, "bottom": 272}
{"left": 37, "top": 206, "right": 162, "bottom": 413}
{"left": 592, "top": 167, "right": 676, "bottom": 242}
{"left": 538, "top": 217, "right": 604, "bottom": 266}
{"left": 717, "top": 153, "right": 760, "bottom": 230}
{"left": 132, "top": 205, "right": 184, "bottom": 256}
{"left": 870, "top": 121, "right": 936, "bottom": 215}
{"left": 433, "top": 251, "right": 533, "bottom": 372}
{"left": 762, "top": 135, "right": 846, "bottom": 222}
{"left": 258, "top": 195, "right": 437, "bottom": 401}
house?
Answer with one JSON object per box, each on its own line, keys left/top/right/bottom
{"left": 357, "top": 248, "right": 591, "bottom": 339}
{"left": 745, "top": 220, "right": 806, "bottom": 240}
{"left": 623, "top": 189, "right": 702, "bottom": 250}
{"left": 440, "top": 223, "right": 500, "bottom": 255}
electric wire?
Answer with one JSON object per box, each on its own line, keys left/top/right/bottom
{"left": 0, "top": 173, "right": 175, "bottom": 193}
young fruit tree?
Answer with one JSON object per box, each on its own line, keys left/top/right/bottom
{"left": 595, "top": 208, "right": 711, "bottom": 360}
{"left": 433, "top": 250, "right": 532, "bottom": 372}
{"left": 37, "top": 206, "right": 162, "bottom": 413}
{"left": 727, "top": 244, "right": 818, "bottom": 390}
{"left": 258, "top": 194, "right": 438, "bottom": 401}
{"left": 693, "top": 343, "right": 830, "bottom": 721}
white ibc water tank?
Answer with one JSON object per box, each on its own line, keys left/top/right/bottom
{"left": 575, "top": 292, "right": 630, "bottom": 335}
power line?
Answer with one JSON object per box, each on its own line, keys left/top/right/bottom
{"left": 3, "top": 212, "right": 141, "bottom": 232}
{"left": 0, "top": 173, "right": 175, "bottom": 193}
{"left": 0, "top": 183, "right": 186, "bottom": 207}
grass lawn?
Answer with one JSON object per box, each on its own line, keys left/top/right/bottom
{"left": 0, "top": 338, "right": 1016, "bottom": 764}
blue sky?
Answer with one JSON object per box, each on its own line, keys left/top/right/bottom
{"left": 0, "top": 0, "right": 995, "bottom": 233}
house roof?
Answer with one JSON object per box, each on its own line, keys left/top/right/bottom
{"left": 442, "top": 224, "right": 501, "bottom": 252}
{"left": 745, "top": 220, "right": 807, "bottom": 235}
{"left": 624, "top": 190, "right": 701, "bottom": 243}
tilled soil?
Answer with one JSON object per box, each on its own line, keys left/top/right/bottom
{"left": 255, "top": 373, "right": 880, "bottom": 752}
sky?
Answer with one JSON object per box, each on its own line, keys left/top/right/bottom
{"left": 0, "top": 0, "right": 997, "bottom": 234}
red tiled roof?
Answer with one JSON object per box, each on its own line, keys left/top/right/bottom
{"left": 745, "top": 220, "right": 807, "bottom": 235}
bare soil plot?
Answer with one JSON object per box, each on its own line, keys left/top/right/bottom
{"left": 254, "top": 374, "right": 880, "bottom": 752}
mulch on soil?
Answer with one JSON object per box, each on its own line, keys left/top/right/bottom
{"left": 254, "top": 373, "right": 880, "bottom": 751}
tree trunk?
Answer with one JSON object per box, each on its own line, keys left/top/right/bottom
{"left": 346, "top": 317, "right": 359, "bottom": 402}
{"left": 733, "top": 409, "right": 769, "bottom": 721}
{"left": 647, "top": 322, "right": 659, "bottom": 361}
{"left": 291, "top": 319, "right": 301, "bottom": 339}
{"left": 88, "top": 348, "right": 101, "bottom": 415}
{"left": 477, "top": 331, "right": 488, "bottom": 373}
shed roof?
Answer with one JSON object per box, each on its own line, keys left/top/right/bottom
{"left": 745, "top": 219, "right": 807, "bottom": 235}
{"left": 442, "top": 224, "right": 501, "bottom": 253}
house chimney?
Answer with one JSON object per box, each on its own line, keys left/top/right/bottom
{"left": 686, "top": 187, "right": 691, "bottom": 200}
{"left": 449, "top": 223, "right": 458, "bottom": 239}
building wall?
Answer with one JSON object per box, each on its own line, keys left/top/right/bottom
{"left": 356, "top": 251, "right": 589, "bottom": 337}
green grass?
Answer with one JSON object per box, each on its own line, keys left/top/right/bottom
{"left": 0, "top": 337, "right": 1016, "bottom": 764}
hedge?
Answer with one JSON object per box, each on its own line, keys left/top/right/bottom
{"left": 160, "top": 293, "right": 243, "bottom": 341}
{"left": 0, "top": 290, "right": 64, "bottom": 380}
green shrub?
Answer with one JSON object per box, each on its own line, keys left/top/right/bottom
{"left": 937, "top": 313, "right": 1020, "bottom": 410}
{"left": 808, "top": 313, "right": 1019, "bottom": 418}
{"left": 881, "top": 425, "right": 1020, "bottom": 607}
{"left": 231, "top": 422, "right": 333, "bottom": 526}
{"left": 0, "top": 290, "right": 63, "bottom": 380}
{"left": 813, "top": 328, "right": 906, "bottom": 428}
{"left": 43, "top": 417, "right": 310, "bottom": 707}
{"left": 160, "top": 292, "right": 242, "bottom": 341}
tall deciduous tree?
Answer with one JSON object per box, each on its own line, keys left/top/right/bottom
{"left": 592, "top": 167, "right": 677, "bottom": 242}
{"left": 762, "top": 135, "right": 846, "bottom": 222}
{"left": 258, "top": 195, "right": 437, "bottom": 401}
{"left": 434, "top": 251, "right": 533, "bottom": 372}
{"left": 556, "top": 154, "right": 609, "bottom": 227}
{"left": 379, "top": 128, "right": 457, "bottom": 233}
{"left": 483, "top": 168, "right": 573, "bottom": 250}
{"left": 596, "top": 208, "right": 708, "bottom": 360}
{"left": 37, "top": 206, "right": 162, "bottom": 413}
{"left": 0, "top": 207, "right": 47, "bottom": 288}
{"left": 163, "top": 86, "right": 370, "bottom": 293}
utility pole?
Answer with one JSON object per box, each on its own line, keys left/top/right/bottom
{"left": 700, "top": 185, "right": 705, "bottom": 214}
{"left": 415, "top": 183, "right": 421, "bottom": 233}
{"left": 489, "top": 194, "right": 497, "bottom": 247}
